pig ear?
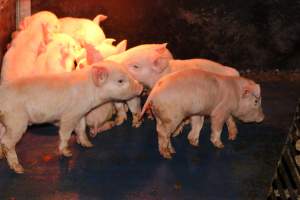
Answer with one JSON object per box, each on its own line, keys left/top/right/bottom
{"left": 155, "top": 43, "right": 168, "bottom": 54}
{"left": 91, "top": 66, "right": 108, "bottom": 87}
{"left": 153, "top": 58, "right": 168, "bottom": 73}
{"left": 93, "top": 14, "right": 107, "bottom": 25}
{"left": 116, "top": 40, "right": 127, "bottom": 53}
{"left": 151, "top": 43, "right": 169, "bottom": 73}
{"left": 253, "top": 84, "right": 261, "bottom": 98}
{"left": 242, "top": 88, "right": 250, "bottom": 98}
{"left": 19, "top": 16, "right": 30, "bottom": 30}
{"left": 242, "top": 81, "right": 261, "bottom": 98}
{"left": 84, "top": 43, "right": 103, "bottom": 64}
{"left": 102, "top": 38, "right": 116, "bottom": 45}
{"left": 41, "top": 23, "right": 52, "bottom": 44}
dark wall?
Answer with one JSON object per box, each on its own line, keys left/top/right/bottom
{"left": 0, "top": 0, "right": 16, "bottom": 67}
{"left": 31, "top": 0, "right": 300, "bottom": 69}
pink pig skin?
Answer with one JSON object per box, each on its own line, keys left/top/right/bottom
{"left": 141, "top": 69, "right": 264, "bottom": 159}
{"left": 1, "top": 11, "right": 60, "bottom": 83}
{"left": 113, "top": 43, "right": 241, "bottom": 142}
{"left": 59, "top": 14, "right": 107, "bottom": 46}
{"left": 0, "top": 60, "right": 143, "bottom": 174}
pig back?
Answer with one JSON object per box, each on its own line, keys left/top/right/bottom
{"left": 151, "top": 69, "right": 230, "bottom": 116}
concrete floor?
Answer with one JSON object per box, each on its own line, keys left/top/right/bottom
{"left": 0, "top": 79, "right": 299, "bottom": 200}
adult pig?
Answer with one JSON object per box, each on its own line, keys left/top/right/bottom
{"left": 0, "top": 60, "right": 143, "bottom": 173}
{"left": 140, "top": 69, "right": 264, "bottom": 159}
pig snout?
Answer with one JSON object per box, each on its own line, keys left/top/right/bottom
{"left": 133, "top": 81, "right": 143, "bottom": 96}
{"left": 256, "top": 110, "right": 265, "bottom": 123}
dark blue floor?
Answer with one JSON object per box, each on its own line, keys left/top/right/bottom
{"left": 0, "top": 80, "right": 299, "bottom": 200}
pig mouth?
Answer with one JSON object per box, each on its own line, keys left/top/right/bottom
{"left": 74, "top": 60, "right": 78, "bottom": 68}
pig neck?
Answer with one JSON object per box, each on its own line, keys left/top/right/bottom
{"left": 161, "top": 60, "right": 173, "bottom": 76}
{"left": 87, "top": 81, "right": 111, "bottom": 110}
{"left": 149, "top": 60, "right": 173, "bottom": 88}
{"left": 62, "top": 70, "right": 109, "bottom": 111}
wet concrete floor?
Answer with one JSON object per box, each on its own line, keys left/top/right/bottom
{"left": 0, "top": 80, "right": 299, "bottom": 200}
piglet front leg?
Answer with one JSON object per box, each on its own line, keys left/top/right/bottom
{"left": 127, "top": 97, "right": 142, "bottom": 128}
{"left": 187, "top": 115, "right": 204, "bottom": 146}
{"left": 226, "top": 116, "right": 238, "bottom": 140}
{"left": 59, "top": 118, "right": 84, "bottom": 157}
{"left": 114, "top": 103, "right": 128, "bottom": 126}
{"left": 210, "top": 111, "right": 228, "bottom": 148}
{"left": 75, "top": 118, "right": 93, "bottom": 148}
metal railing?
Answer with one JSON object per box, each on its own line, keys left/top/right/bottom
{"left": 268, "top": 99, "right": 300, "bottom": 200}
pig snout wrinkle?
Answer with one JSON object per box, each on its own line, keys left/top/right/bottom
{"left": 256, "top": 113, "right": 265, "bottom": 123}
{"left": 135, "top": 83, "right": 143, "bottom": 95}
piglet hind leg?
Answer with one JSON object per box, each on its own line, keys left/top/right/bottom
{"left": 226, "top": 116, "right": 238, "bottom": 140}
{"left": 75, "top": 118, "right": 93, "bottom": 148}
{"left": 187, "top": 115, "right": 204, "bottom": 146}
{"left": 172, "top": 119, "right": 190, "bottom": 137}
{"left": 1, "top": 121, "right": 27, "bottom": 174}
{"left": 156, "top": 119, "right": 177, "bottom": 159}
{"left": 127, "top": 97, "right": 142, "bottom": 128}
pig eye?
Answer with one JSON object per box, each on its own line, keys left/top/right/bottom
{"left": 118, "top": 79, "right": 124, "bottom": 84}
{"left": 133, "top": 65, "right": 139, "bottom": 69}
{"left": 254, "top": 99, "right": 259, "bottom": 105}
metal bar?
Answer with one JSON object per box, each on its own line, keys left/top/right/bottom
{"left": 278, "top": 163, "right": 298, "bottom": 199}
{"left": 283, "top": 151, "right": 300, "bottom": 192}
{"left": 274, "top": 175, "right": 288, "bottom": 200}
{"left": 16, "top": 0, "right": 31, "bottom": 28}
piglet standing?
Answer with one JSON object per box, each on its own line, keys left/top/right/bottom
{"left": 141, "top": 69, "right": 264, "bottom": 159}
{"left": 0, "top": 61, "right": 143, "bottom": 174}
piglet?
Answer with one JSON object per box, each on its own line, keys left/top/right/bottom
{"left": 140, "top": 69, "right": 264, "bottom": 159}
{"left": 1, "top": 11, "right": 60, "bottom": 83}
{"left": 59, "top": 14, "right": 107, "bottom": 46}
{"left": 0, "top": 60, "right": 143, "bottom": 173}
{"left": 35, "top": 33, "right": 84, "bottom": 74}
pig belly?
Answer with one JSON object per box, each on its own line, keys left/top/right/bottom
{"left": 27, "top": 109, "right": 61, "bottom": 124}
{"left": 25, "top": 101, "right": 66, "bottom": 124}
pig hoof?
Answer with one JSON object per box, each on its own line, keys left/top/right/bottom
{"left": 0, "top": 148, "right": 3, "bottom": 159}
{"left": 188, "top": 138, "right": 199, "bottom": 147}
{"left": 132, "top": 120, "right": 142, "bottom": 128}
{"left": 61, "top": 148, "right": 73, "bottom": 157}
{"left": 212, "top": 140, "right": 224, "bottom": 149}
{"left": 228, "top": 134, "right": 237, "bottom": 141}
{"left": 169, "top": 146, "right": 176, "bottom": 154}
{"left": 89, "top": 128, "right": 98, "bottom": 138}
{"left": 228, "top": 130, "right": 238, "bottom": 141}
{"left": 162, "top": 153, "right": 172, "bottom": 159}
{"left": 11, "top": 163, "right": 24, "bottom": 174}
{"left": 89, "top": 131, "right": 97, "bottom": 138}
{"left": 79, "top": 140, "right": 93, "bottom": 148}
{"left": 115, "top": 117, "right": 126, "bottom": 126}
{"left": 160, "top": 148, "right": 173, "bottom": 159}
{"left": 147, "top": 115, "right": 154, "bottom": 120}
